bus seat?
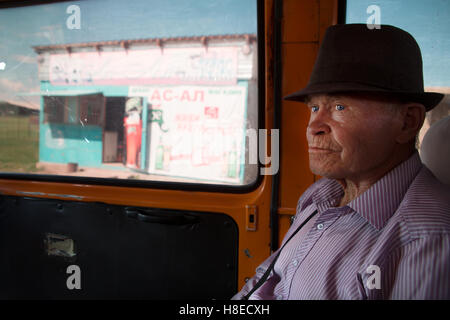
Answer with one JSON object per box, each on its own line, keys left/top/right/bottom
{"left": 420, "top": 115, "right": 450, "bottom": 185}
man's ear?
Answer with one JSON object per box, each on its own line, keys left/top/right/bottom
{"left": 395, "top": 102, "right": 426, "bottom": 144}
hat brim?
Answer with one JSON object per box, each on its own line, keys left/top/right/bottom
{"left": 284, "top": 82, "right": 444, "bottom": 111}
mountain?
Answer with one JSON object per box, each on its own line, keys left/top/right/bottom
{"left": 0, "top": 101, "right": 39, "bottom": 116}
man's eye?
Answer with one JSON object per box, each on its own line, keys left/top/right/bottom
{"left": 335, "top": 104, "right": 345, "bottom": 111}
{"left": 311, "top": 106, "right": 319, "bottom": 112}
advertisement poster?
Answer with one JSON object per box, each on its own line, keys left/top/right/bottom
{"left": 129, "top": 85, "right": 247, "bottom": 184}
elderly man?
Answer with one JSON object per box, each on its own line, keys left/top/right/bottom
{"left": 233, "top": 24, "right": 450, "bottom": 300}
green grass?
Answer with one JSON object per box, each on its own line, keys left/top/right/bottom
{"left": 0, "top": 116, "right": 40, "bottom": 173}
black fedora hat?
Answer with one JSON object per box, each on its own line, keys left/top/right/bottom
{"left": 284, "top": 24, "right": 444, "bottom": 111}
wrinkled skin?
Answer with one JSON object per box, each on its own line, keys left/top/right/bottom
{"left": 306, "top": 93, "right": 425, "bottom": 206}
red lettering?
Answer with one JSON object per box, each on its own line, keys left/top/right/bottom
{"left": 176, "top": 123, "right": 195, "bottom": 132}
{"left": 150, "top": 89, "right": 161, "bottom": 101}
{"left": 170, "top": 154, "right": 191, "bottom": 161}
{"left": 163, "top": 89, "right": 173, "bottom": 101}
{"left": 204, "top": 106, "right": 219, "bottom": 119}
{"left": 175, "top": 114, "right": 200, "bottom": 122}
{"left": 194, "top": 90, "right": 204, "bottom": 102}
{"left": 179, "top": 90, "right": 191, "bottom": 102}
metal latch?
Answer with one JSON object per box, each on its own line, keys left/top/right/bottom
{"left": 245, "top": 205, "right": 257, "bottom": 231}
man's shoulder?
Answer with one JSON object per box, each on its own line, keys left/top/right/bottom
{"left": 396, "top": 166, "right": 450, "bottom": 238}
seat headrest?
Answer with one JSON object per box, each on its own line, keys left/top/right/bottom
{"left": 420, "top": 115, "right": 450, "bottom": 185}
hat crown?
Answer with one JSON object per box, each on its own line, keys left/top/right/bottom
{"left": 309, "top": 24, "right": 424, "bottom": 92}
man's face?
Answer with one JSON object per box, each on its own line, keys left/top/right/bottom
{"left": 306, "top": 93, "right": 404, "bottom": 181}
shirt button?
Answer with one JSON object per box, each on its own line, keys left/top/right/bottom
{"left": 292, "top": 259, "right": 298, "bottom": 266}
{"left": 317, "top": 223, "right": 324, "bottom": 230}
{"left": 256, "top": 267, "right": 265, "bottom": 273}
{"left": 276, "top": 295, "right": 283, "bottom": 300}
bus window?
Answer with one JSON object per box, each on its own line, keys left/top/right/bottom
{"left": 0, "top": 0, "right": 260, "bottom": 187}
{"left": 346, "top": 0, "right": 450, "bottom": 147}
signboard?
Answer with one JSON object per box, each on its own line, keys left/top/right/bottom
{"left": 129, "top": 85, "right": 247, "bottom": 184}
{"left": 49, "top": 47, "right": 238, "bottom": 86}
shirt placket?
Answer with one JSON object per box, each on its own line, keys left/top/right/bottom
{"left": 274, "top": 208, "right": 342, "bottom": 299}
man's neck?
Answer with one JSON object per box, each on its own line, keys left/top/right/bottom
{"left": 337, "top": 179, "right": 376, "bottom": 207}
{"left": 336, "top": 148, "right": 416, "bottom": 207}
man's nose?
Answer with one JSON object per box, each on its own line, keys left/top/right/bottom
{"left": 307, "top": 112, "right": 331, "bottom": 136}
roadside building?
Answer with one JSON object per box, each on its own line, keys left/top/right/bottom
{"left": 32, "top": 34, "right": 257, "bottom": 184}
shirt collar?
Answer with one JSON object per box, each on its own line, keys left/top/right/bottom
{"left": 312, "top": 152, "right": 423, "bottom": 230}
{"left": 312, "top": 178, "right": 345, "bottom": 214}
{"left": 348, "top": 152, "right": 423, "bottom": 230}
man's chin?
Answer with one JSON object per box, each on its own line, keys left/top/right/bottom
{"left": 309, "top": 165, "right": 345, "bottom": 180}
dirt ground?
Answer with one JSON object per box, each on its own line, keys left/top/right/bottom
{"left": 36, "top": 161, "right": 201, "bottom": 183}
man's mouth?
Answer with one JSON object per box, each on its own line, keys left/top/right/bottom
{"left": 308, "top": 146, "right": 338, "bottom": 153}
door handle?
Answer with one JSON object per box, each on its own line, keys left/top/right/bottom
{"left": 124, "top": 207, "right": 199, "bottom": 225}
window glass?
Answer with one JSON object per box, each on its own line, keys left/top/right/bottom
{"left": 346, "top": 0, "right": 450, "bottom": 146}
{"left": 0, "top": 0, "right": 259, "bottom": 185}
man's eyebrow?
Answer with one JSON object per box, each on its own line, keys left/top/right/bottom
{"left": 329, "top": 94, "right": 345, "bottom": 101}
{"left": 305, "top": 94, "right": 338, "bottom": 105}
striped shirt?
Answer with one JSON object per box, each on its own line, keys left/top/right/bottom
{"left": 233, "top": 152, "right": 450, "bottom": 299}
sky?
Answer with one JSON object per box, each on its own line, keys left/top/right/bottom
{"left": 0, "top": 0, "right": 258, "bottom": 109}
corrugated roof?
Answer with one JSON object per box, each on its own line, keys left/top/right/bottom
{"left": 33, "top": 33, "right": 256, "bottom": 54}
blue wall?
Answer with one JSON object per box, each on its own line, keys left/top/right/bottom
{"left": 39, "top": 123, "right": 103, "bottom": 166}
{"left": 39, "top": 81, "right": 130, "bottom": 167}
{"left": 346, "top": 0, "right": 450, "bottom": 87}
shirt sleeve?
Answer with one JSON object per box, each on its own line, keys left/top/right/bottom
{"left": 231, "top": 251, "right": 278, "bottom": 300}
{"left": 386, "top": 235, "right": 450, "bottom": 299}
